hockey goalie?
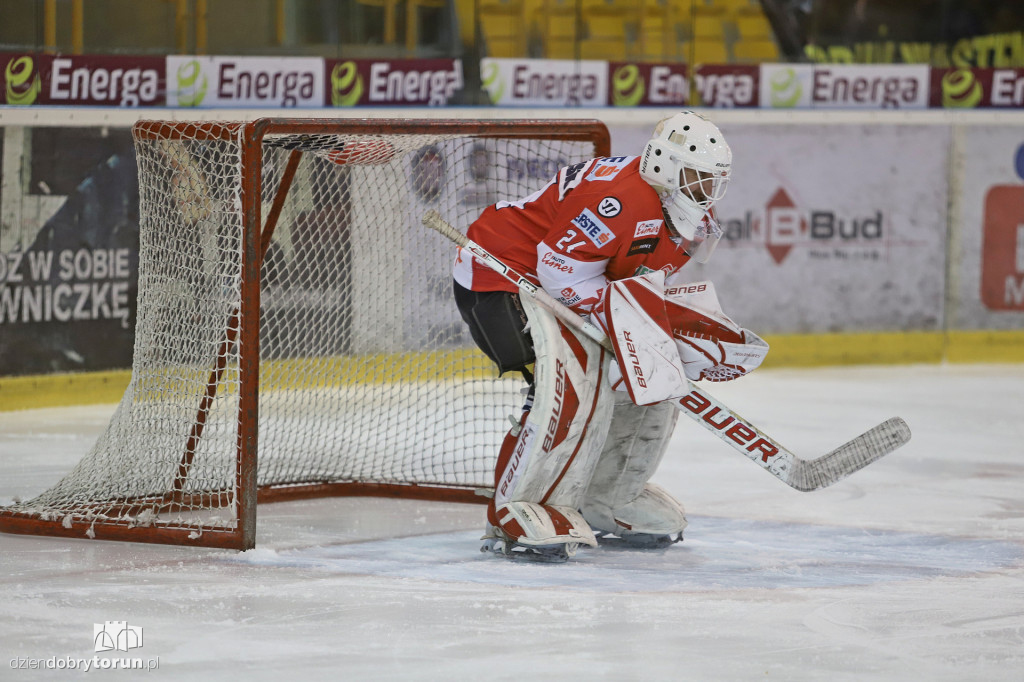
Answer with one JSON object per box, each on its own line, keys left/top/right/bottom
{"left": 452, "top": 111, "right": 768, "bottom": 561}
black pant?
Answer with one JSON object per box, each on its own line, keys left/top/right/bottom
{"left": 453, "top": 280, "right": 535, "bottom": 385}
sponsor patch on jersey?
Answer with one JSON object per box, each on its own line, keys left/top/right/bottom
{"left": 560, "top": 287, "right": 582, "bottom": 306}
{"left": 541, "top": 251, "right": 574, "bottom": 273}
{"left": 585, "top": 156, "right": 632, "bottom": 182}
{"left": 597, "top": 197, "right": 622, "bottom": 218}
{"left": 571, "top": 208, "right": 616, "bottom": 247}
{"left": 627, "top": 237, "right": 660, "bottom": 256}
{"left": 634, "top": 263, "right": 680, "bottom": 278}
{"left": 558, "top": 160, "right": 590, "bottom": 199}
{"left": 634, "top": 219, "right": 662, "bottom": 238}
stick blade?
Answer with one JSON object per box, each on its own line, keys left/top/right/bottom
{"left": 788, "top": 417, "right": 912, "bottom": 491}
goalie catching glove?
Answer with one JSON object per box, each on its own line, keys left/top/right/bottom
{"left": 593, "top": 272, "right": 768, "bottom": 404}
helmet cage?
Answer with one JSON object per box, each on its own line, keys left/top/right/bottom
{"left": 640, "top": 112, "right": 731, "bottom": 260}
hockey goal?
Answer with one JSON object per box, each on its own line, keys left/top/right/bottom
{"left": 0, "top": 118, "right": 610, "bottom": 550}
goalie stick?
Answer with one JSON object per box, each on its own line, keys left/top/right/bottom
{"left": 424, "top": 209, "right": 911, "bottom": 492}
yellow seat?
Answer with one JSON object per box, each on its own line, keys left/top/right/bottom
{"left": 691, "top": 38, "right": 728, "bottom": 64}
{"left": 478, "top": 0, "right": 530, "bottom": 57}
{"left": 691, "top": 1, "right": 726, "bottom": 17}
{"left": 693, "top": 15, "right": 725, "bottom": 40}
{"left": 734, "top": 0, "right": 766, "bottom": 16}
{"left": 538, "top": 0, "right": 580, "bottom": 58}
{"left": 707, "top": 0, "right": 759, "bottom": 16}
{"left": 580, "top": 38, "right": 628, "bottom": 60}
{"left": 736, "top": 14, "right": 774, "bottom": 40}
{"left": 733, "top": 38, "right": 779, "bottom": 62}
{"left": 635, "top": 0, "right": 694, "bottom": 49}
{"left": 581, "top": 0, "right": 634, "bottom": 59}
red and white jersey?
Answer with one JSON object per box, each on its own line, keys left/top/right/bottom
{"left": 453, "top": 156, "right": 700, "bottom": 313}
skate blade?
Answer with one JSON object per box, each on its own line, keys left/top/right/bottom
{"left": 593, "top": 531, "right": 683, "bottom": 550}
{"left": 480, "top": 539, "right": 574, "bottom": 564}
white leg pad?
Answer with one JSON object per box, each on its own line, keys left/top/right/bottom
{"left": 586, "top": 483, "right": 687, "bottom": 536}
{"left": 494, "top": 501, "right": 598, "bottom": 548}
{"left": 582, "top": 394, "right": 687, "bottom": 536}
{"left": 494, "top": 295, "right": 615, "bottom": 512}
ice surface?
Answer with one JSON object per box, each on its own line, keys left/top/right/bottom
{"left": 2, "top": 364, "right": 1023, "bottom": 681}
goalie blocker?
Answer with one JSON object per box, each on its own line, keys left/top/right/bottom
{"left": 596, "top": 271, "right": 769, "bottom": 404}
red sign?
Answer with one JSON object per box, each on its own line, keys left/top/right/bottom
{"left": 980, "top": 184, "right": 1024, "bottom": 310}
{"left": 930, "top": 68, "right": 1024, "bottom": 108}
{"left": 1, "top": 53, "right": 164, "bottom": 106}
{"left": 325, "top": 58, "right": 463, "bottom": 107}
{"left": 607, "top": 63, "right": 689, "bottom": 106}
{"left": 762, "top": 188, "right": 807, "bottom": 265}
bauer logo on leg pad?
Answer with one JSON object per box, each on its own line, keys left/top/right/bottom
{"left": 604, "top": 273, "right": 689, "bottom": 405}
{"left": 497, "top": 423, "right": 536, "bottom": 503}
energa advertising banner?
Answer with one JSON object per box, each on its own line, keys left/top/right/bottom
{"left": 166, "top": 56, "right": 324, "bottom": 107}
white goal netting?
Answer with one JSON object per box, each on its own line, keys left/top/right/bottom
{"left": 0, "top": 119, "right": 606, "bottom": 548}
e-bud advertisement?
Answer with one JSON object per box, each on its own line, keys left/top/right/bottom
{"left": 610, "top": 121, "right": 949, "bottom": 334}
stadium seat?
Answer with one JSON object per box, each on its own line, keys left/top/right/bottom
{"left": 538, "top": 0, "right": 580, "bottom": 59}
{"left": 638, "top": 0, "right": 691, "bottom": 58}
{"left": 707, "top": 0, "right": 760, "bottom": 16}
{"left": 693, "top": 14, "right": 725, "bottom": 41}
{"left": 581, "top": 0, "right": 633, "bottom": 60}
{"left": 736, "top": 14, "right": 774, "bottom": 40}
{"left": 478, "top": 0, "right": 530, "bottom": 57}
{"left": 692, "top": 37, "right": 728, "bottom": 64}
{"left": 691, "top": 0, "right": 727, "bottom": 17}
{"left": 732, "top": 38, "right": 779, "bottom": 62}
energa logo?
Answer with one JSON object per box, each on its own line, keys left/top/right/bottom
{"left": 176, "top": 59, "right": 208, "bottom": 107}
{"left": 331, "top": 61, "right": 363, "bottom": 106}
{"left": 769, "top": 67, "right": 802, "bottom": 107}
{"left": 5, "top": 55, "right": 40, "bottom": 105}
{"left": 612, "top": 65, "right": 645, "bottom": 106}
{"left": 941, "top": 69, "right": 983, "bottom": 108}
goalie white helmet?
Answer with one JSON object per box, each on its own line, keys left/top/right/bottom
{"left": 639, "top": 111, "right": 731, "bottom": 263}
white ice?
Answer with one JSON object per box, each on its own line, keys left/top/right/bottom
{"left": 1, "top": 364, "right": 1023, "bottom": 681}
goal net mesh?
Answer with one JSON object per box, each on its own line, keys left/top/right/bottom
{"left": 0, "top": 119, "right": 604, "bottom": 545}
